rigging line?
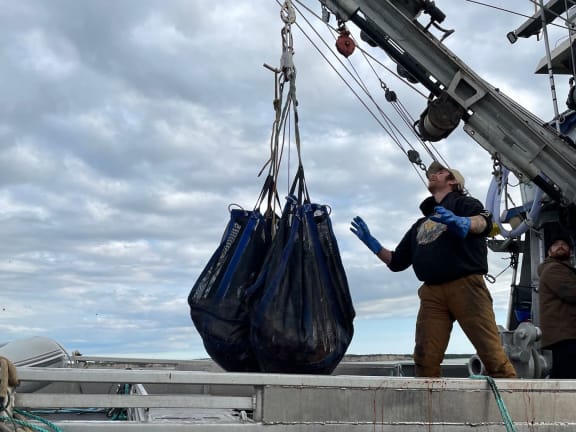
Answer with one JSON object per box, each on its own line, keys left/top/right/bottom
{"left": 334, "top": 32, "right": 435, "bottom": 155}
{"left": 291, "top": 2, "right": 381, "bottom": 101}
{"left": 295, "top": 1, "right": 561, "bottom": 143}
{"left": 343, "top": 57, "right": 419, "bottom": 151}
{"left": 274, "top": 81, "right": 289, "bottom": 179}
{"left": 291, "top": 4, "right": 426, "bottom": 158}
{"left": 284, "top": 102, "right": 293, "bottom": 192}
{"left": 527, "top": 0, "right": 576, "bottom": 24}
{"left": 387, "top": 92, "right": 417, "bottom": 124}
{"left": 290, "top": 3, "right": 439, "bottom": 184}
{"left": 292, "top": 22, "right": 433, "bottom": 184}
{"left": 276, "top": 85, "right": 295, "bottom": 181}
{"left": 290, "top": 1, "right": 463, "bottom": 168}
{"left": 381, "top": 90, "right": 439, "bottom": 162}
{"left": 465, "top": 0, "right": 575, "bottom": 31}
{"left": 355, "top": 48, "right": 431, "bottom": 149}
{"left": 264, "top": 72, "right": 292, "bottom": 191}
{"left": 328, "top": 73, "right": 433, "bottom": 182}
{"left": 290, "top": 20, "right": 408, "bottom": 156}
{"left": 297, "top": 0, "right": 437, "bottom": 147}
{"left": 289, "top": 80, "right": 304, "bottom": 169}
{"left": 565, "top": 0, "right": 576, "bottom": 78}
{"left": 384, "top": 104, "right": 435, "bottom": 168}
{"left": 291, "top": 0, "right": 429, "bottom": 99}
{"left": 297, "top": 0, "right": 568, "bottom": 129}
{"left": 368, "top": 77, "right": 445, "bottom": 165}
{"left": 377, "top": 85, "right": 443, "bottom": 163}
{"left": 356, "top": 45, "right": 429, "bottom": 99}
{"left": 259, "top": 73, "right": 284, "bottom": 179}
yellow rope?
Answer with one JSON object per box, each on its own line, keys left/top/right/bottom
{"left": 0, "top": 357, "right": 19, "bottom": 398}
{"left": 0, "top": 356, "right": 32, "bottom": 431}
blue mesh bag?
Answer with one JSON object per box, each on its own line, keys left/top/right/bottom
{"left": 248, "top": 167, "right": 355, "bottom": 374}
{"left": 188, "top": 176, "right": 279, "bottom": 372}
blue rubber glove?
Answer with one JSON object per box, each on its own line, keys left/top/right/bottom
{"left": 350, "top": 216, "right": 383, "bottom": 254}
{"left": 430, "top": 206, "right": 471, "bottom": 238}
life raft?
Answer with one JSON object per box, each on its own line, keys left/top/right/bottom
{"left": 0, "top": 336, "right": 70, "bottom": 392}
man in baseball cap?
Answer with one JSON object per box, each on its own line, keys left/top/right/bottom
{"left": 350, "top": 158, "right": 515, "bottom": 378}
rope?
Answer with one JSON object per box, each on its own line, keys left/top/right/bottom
{"left": 290, "top": 3, "right": 424, "bottom": 152}
{"left": 260, "top": 0, "right": 305, "bottom": 196}
{"left": 464, "top": 0, "right": 574, "bottom": 30}
{"left": 255, "top": 0, "right": 301, "bottom": 224}
{"left": 0, "top": 409, "right": 63, "bottom": 432}
{"left": 0, "top": 357, "right": 19, "bottom": 399}
{"left": 0, "top": 358, "right": 62, "bottom": 432}
{"left": 288, "top": 0, "right": 451, "bottom": 187}
{"left": 0, "top": 357, "right": 19, "bottom": 430}
{"left": 470, "top": 375, "right": 516, "bottom": 432}
{"left": 0, "top": 356, "right": 22, "bottom": 432}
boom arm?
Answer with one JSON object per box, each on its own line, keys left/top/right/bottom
{"left": 320, "top": 0, "right": 576, "bottom": 205}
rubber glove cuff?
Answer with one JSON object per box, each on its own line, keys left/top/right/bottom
{"left": 350, "top": 216, "right": 383, "bottom": 254}
{"left": 430, "top": 206, "right": 471, "bottom": 238}
{"left": 365, "top": 236, "right": 383, "bottom": 254}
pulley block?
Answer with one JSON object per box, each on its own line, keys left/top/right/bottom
{"left": 336, "top": 30, "right": 355, "bottom": 58}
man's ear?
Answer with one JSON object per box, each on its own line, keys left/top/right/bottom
{"left": 448, "top": 179, "right": 461, "bottom": 192}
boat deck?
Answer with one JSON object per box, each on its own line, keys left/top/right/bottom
{"left": 7, "top": 356, "right": 576, "bottom": 431}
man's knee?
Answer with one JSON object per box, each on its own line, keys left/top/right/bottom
{"left": 414, "top": 343, "right": 443, "bottom": 377}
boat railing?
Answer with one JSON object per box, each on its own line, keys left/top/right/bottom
{"left": 11, "top": 366, "right": 576, "bottom": 431}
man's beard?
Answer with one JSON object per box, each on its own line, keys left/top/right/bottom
{"left": 553, "top": 249, "right": 571, "bottom": 260}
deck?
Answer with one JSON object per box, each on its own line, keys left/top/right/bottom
{"left": 6, "top": 356, "right": 576, "bottom": 431}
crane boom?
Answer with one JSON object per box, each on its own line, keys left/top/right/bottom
{"left": 317, "top": 0, "right": 576, "bottom": 378}
{"left": 320, "top": 0, "right": 576, "bottom": 205}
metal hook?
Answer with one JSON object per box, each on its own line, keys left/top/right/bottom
{"left": 280, "top": 1, "right": 296, "bottom": 25}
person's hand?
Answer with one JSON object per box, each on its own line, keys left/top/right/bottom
{"left": 430, "top": 206, "right": 470, "bottom": 238}
{"left": 350, "top": 216, "right": 382, "bottom": 254}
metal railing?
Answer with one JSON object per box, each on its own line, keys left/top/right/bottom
{"left": 11, "top": 365, "right": 576, "bottom": 431}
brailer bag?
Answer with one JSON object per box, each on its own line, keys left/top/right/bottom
{"left": 188, "top": 176, "right": 278, "bottom": 372}
{"left": 248, "top": 166, "right": 355, "bottom": 374}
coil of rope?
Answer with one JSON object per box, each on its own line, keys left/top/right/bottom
{"left": 0, "top": 357, "right": 62, "bottom": 432}
{"left": 0, "top": 356, "right": 19, "bottom": 417}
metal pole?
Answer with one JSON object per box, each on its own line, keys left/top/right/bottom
{"left": 539, "top": 0, "right": 562, "bottom": 132}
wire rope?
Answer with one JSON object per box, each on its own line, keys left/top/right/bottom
{"left": 289, "top": 0, "right": 443, "bottom": 184}
{"left": 465, "top": 0, "right": 575, "bottom": 31}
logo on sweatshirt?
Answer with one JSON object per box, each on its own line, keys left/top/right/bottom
{"left": 416, "top": 218, "right": 446, "bottom": 244}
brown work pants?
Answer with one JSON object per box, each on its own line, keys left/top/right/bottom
{"left": 414, "top": 274, "right": 516, "bottom": 378}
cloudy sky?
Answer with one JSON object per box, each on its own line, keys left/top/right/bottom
{"left": 0, "top": 0, "right": 572, "bottom": 361}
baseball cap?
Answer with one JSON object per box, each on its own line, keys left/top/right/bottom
{"left": 546, "top": 232, "right": 573, "bottom": 255}
{"left": 426, "top": 161, "right": 465, "bottom": 191}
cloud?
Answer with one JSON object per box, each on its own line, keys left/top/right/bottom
{"left": 0, "top": 0, "right": 557, "bottom": 359}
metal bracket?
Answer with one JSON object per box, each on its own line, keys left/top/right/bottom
{"left": 321, "top": 0, "right": 360, "bottom": 21}
{"left": 446, "top": 70, "right": 487, "bottom": 110}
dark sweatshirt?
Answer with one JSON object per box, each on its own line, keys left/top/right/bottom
{"left": 388, "top": 191, "right": 491, "bottom": 284}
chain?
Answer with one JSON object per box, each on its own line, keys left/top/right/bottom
{"left": 491, "top": 154, "right": 504, "bottom": 195}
